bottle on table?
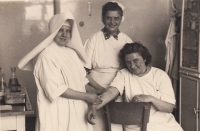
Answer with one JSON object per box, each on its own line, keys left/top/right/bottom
{"left": 8, "top": 67, "right": 21, "bottom": 92}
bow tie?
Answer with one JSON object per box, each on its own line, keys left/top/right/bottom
{"left": 101, "top": 28, "right": 120, "bottom": 40}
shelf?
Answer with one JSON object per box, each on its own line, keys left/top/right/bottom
{"left": 183, "top": 29, "right": 199, "bottom": 32}
{"left": 179, "top": 69, "right": 199, "bottom": 78}
{"left": 183, "top": 47, "right": 198, "bottom": 50}
{"left": 185, "top": 9, "right": 200, "bottom": 12}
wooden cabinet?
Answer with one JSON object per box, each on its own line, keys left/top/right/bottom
{"left": 179, "top": 75, "right": 199, "bottom": 131}
{"left": 179, "top": 0, "right": 200, "bottom": 131}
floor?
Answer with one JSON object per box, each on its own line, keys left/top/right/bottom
{"left": 26, "top": 117, "right": 36, "bottom": 131}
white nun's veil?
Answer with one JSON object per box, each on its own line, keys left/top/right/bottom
{"left": 18, "top": 10, "right": 86, "bottom": 71}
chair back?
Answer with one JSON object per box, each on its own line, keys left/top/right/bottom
{"left": 105, "top": 102, "right": 151, "bottom": 131}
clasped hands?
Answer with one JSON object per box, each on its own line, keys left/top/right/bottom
{"left": 86, "top": 88, "right": 106, "bottom": 105}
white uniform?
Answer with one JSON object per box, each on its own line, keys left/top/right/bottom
{"left": 34, "top": 42, "right": 93, "bottom": 131}
{"left": 84, "top": 30, "right": 132, "bottom": 131}
{"left": 110, "top": 67, "right": 183, "bottom": 131}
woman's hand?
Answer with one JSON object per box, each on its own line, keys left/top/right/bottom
{"left": 87, "top": 105, "right": 97, "bottom": 125}
{"left": 132, "top": 94, "right": 153, "bottom": 103}
{"left": 85, "top": 92, "right": 102, "bottom": 105}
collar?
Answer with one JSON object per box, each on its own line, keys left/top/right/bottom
{"left": 101, "top": 27, "right": 120, "bottom": 40}
{"left": 51, "top": 41, "right": 67, "bottom": 50}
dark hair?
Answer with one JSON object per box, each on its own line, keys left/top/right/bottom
{"left": 120, "top": 42, "right": 152, "bottom": 68}
{"left": 102, "top": 2, "right": 123, "bottom": 18}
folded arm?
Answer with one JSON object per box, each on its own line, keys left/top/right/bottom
{"left": 133, "top": 94, "right": 175, "bottom": 113}
{"left": 86, "top": 71, "right": 105, "bottom": 90}
{"left": 61, "top": 88, "right": 102, "bottom": 105}
{"left": 85, "top": 71, "right": 106, "bottom": 94}
{"left": 151, "top": 96, "right": 175, "bottom": 113}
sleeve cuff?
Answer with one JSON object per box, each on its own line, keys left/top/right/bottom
{"left": 48, "top": 84, "right": 68, "bottom": 102}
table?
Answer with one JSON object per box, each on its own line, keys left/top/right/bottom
{"left": 0, "top": 87, "right": 34, "bottom": 131}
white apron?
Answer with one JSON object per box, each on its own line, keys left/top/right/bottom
{"left": 84, "top": 30, "right": 133, "bottom": 131}
{"left": 90, "top": 69, "right": 123, "bottom": 131}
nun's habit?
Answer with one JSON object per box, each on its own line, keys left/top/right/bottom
{"left": 18, "top": 11, "right": 93, "bottom": 131}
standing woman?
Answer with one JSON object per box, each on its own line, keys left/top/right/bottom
{"left": 84, "top": 1, "right": 133, "bottom": 131}
{"left": 18, "top": 11, "right": 102, "bottom": 131}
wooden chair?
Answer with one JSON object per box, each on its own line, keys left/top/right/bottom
{"left": 104, "top": 102, "right": 151, "bottom": 131}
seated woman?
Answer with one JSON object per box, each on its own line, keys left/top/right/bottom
{"left": 87, "top": 42, "right": 183, "bottom": 131}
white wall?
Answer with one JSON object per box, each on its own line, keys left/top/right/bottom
{"left": 60, "top": 0, "right": 171, "bottom": 69}
{"left": 0, "top": 0, "right": 54, "bottom": 116}
{"left": 0, "top": 0, "right": 174, "bottom": 116}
